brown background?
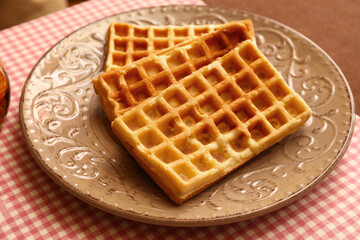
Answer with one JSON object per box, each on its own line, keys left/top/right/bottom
{"left": 204, "top": 0, "right": 360, "bottom": 114}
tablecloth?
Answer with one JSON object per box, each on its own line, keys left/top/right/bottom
{"left": 0, "top": 0, "right": 359, "bottom": 239}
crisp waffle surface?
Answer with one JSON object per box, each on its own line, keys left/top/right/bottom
{"left": 94, "top": 22, "right": 253, "bottom": 121}
{"left": 105, "top": 20, "right": 255, "bottom": 71}
{"left": 111, "top": 39, "right": 312, "bottom": 204}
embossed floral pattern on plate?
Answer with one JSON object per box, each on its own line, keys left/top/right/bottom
{"left": 19, "top": 6, "right": 355, "bottom": 226}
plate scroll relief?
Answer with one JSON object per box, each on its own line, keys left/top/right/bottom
{"left": 25, "top": 30, "right": 130, "bottom": 195}
{"left": 20, "top": 6, "right": 354, "bottom": 226}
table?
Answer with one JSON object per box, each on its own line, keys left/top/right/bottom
{"left": 1, "top": 0, "right": 359, "bottom": 239}
{"left": 204, "top": 0, "right": 360, "bottom": 114}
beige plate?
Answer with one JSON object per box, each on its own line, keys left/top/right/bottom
{"left": 19, "top": 6, "right": 355, "bottom": 227}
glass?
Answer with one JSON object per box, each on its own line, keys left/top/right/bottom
{"left": 0, "top": 64, "right": 10, "bottom": 126}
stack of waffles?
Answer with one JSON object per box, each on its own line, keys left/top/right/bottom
{"left": 93, "top": 21, "right": 311, "bottom": 204}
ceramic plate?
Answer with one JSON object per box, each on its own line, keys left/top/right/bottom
{"left": 19, "top": 5, "right": 355, "bottom": 227}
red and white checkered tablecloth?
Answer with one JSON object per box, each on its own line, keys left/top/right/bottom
{"left": 1, "top": 0, "right": 359, "bottom": 239}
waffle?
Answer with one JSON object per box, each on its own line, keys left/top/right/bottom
{"left": 94, "top": 22, "right": 253, "bottom": 122}
{"left": 111, "top": 39, "right": 312, "bottom": 204}
{"left": 105, "top": 20, "right": 256, "bottom": 71}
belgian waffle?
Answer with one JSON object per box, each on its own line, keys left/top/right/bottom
{"left": 111, "top": 39, "right": 312, "bottom": 204}
{"left": 94, "top": 22, "right": 253, "bottom": 121}
{"left": 105, "top": 20, "right": 256, "bottom": 71}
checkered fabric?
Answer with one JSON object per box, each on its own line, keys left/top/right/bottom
{"left": 1, "top": 0, "right": 359, "bottom": 239}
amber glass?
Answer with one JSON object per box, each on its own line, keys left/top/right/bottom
{"left": 0, "top": 65, "right": 10, "bottom": 125}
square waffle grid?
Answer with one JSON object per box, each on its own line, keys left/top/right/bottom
{"left": 105, "top": 20, "right": 255, "bottom": 71}
{"left": 112, "top": 40, "right": 311, "bottom": 204}
{"left": 94, "top": 22, "right": 253, "bottom": 121}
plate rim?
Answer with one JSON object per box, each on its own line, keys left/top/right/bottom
{"left": 19, "top": 4, "right": 356, "bottom": 227}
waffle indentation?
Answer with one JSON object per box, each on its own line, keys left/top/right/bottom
{"left": 113, "top": 54, "right": 126, "bottom": 67}
{"left": 214, "top": 113, "right": 237, "bottom": 134}
{"left": 187, "top": 43, "right": 206, "bottom": 60}
{"left": 143, "top": 101, "right": 168, "bottom": 120}
{"left": 217, "top": 83, "right": 241, "bottom": 103}
{"left": 229, "top": 132, "right": 249, "bottom": 152}
{"left": 248, "top": 121, "right": 270, "bottom": 141}
{"left": 203, "top": 68, "right": 225, "bottom": 85}
{"left": 133, "top": 52, "right": 148, "bottom": 61}
{"left": 173, "top": 162, "right": 197, "bottom": 181}
{"left": 114, "top": 24, "right": 129, "bottom": 36}
{"left": 195, "top": 123, "right": 218, "bottom": 145}
{"left": 130, "top": 83, "right": 152, "bottom": 102}
{"left": 154, "top": 146, "right": 181, "bottom": 164}
{"left": 238, "top": 43, "right": 261, "bottom": 64}
{"left": 133, "top": 40, "right": 148, "bottom": 51}
{"left": 167, "top": 50, "right": 186, "bottom": 68}
{"left": 154, "top": 40, "right": 169, "bottom": 50}
{"left": 285, "top": 97, "right": 307, "bottom": 118}
{"left": 174, "top": 28, "right": 189, "bottom": 37}
{"left": 266, "top": 109, "right": 288, "bottom": 129}
{"left": 232, "top": 101, "right": 256, "bottom": 123}
{"left": 253, "top": 61, "right": 275, "bottom": 82}
{"left": 199, "top": 95, "right": 221, "bottom": 115}
{"left": 191, "top": 155, "right": 214, "bottom": 172}
{"left": 194, "top": 59, "right": 211, "bottom": 70}
{"left": 268, "top": 80, "right": 290, "bottom": 100}
{"left": 151, "top": 74, "right": 173, "bottom": 92}
{"left": 153, "top": 28, "right": 168, "bottom": 37}
{"left": 252, "top": 91, "right": 273, "bottom": 111}
{"left": 102, "top": 71, "right": 120, "bottom": 91}
{"left": 236, "top": 72, "right": 259, "bottom": 93}
{"left": 173, "top": 66, "right": 192, "bottom": 81}
{"left": 123, "top": 113, "right": 146, "bottom": 131}
{"left": 210, "top": 148, "right": 230, "bottom": 163}
{"left": 158, "top": 117, "right": 183, "bottom": 138}
{"left": 114, "top": 39, "right": 127, "bottom": 52}
{"left": 124, "top": 68, "right": 142, "bottom": 85}
{"left": 221, "top": 55, "right": 243, "bottom": 74}
{"left": 143, "top": 60, "right": 163, "bottom": 77}
{"left": 139, "top": 129, "right": 163, "bottom": 148}
{"left": 133, "top": 27, "right": 148, "bottom": 37}
{"left": 180, "top": 105, "right": 203, "bottom": 127}
{"left": 183, "top": 76, "right": 208, "bottom": 97}
{"left": 205, "top": 33, "right": 227, "bottom": 52}
{"left": 224, "top": 27, "right": 249, "bottom": 46}
{"left": 174, "top": 137, "right": 199, "bottom": 155}
{"left": 163, "top": 88, "right": 189, "bottom": 108}
{"left": 112, "top": 92, "right": 130, "bottom": 110}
